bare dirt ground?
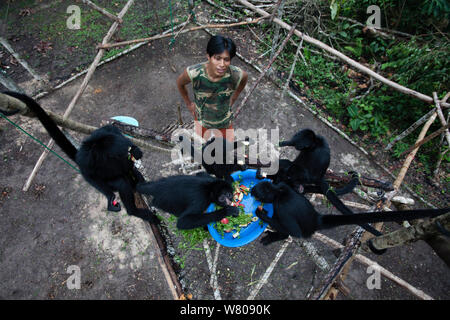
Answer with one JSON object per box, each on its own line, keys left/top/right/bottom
{"left": 0, "top": 0, "right": 448, "bottom": 301}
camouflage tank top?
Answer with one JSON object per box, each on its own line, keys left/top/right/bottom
{"left": 187, "top": 62, "right": 244, "bottom": 129}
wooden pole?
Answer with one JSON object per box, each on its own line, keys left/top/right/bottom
{"left": 23, "top": 0, "right": 135, "bottom": 192}
{"left": 281, "top": 36, "right": 304, "bottom": 100}
{"left": 269, "top": 0, "right": 286, "bottom": 60}
{"left": 81, "top": 0, "right": 123, "bottom": 24}
{"left": 134, "top": 194, "right": 183, "bottom": 299}
{"left": 393, "top": 104, "right": 438, "bottom": 190}
{"left": 385, "top": 108, "right": 440, "bottom": 151}
{"left": 0, "top": 72, "right": 25, "bottom": 93}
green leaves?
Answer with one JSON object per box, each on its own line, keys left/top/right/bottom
{"left": 330, "top": 0, "right": 340, "bottom": 20}
{"left": 344, "top": 38, "right": 363, "bottom": 58}
{"left": 347, "top": 102, "right": 389, "bottom": 136}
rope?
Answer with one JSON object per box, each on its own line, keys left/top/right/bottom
{"left": 0, "top": 113, "right": 81, "bottom": 173}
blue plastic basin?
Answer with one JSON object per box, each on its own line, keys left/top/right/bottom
{"left": 207, "top": 169, "right": 274, "bottom": 247}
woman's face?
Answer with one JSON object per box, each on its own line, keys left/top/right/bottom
{"left": 206, "top": 50, "right": 231, "bottom": 79}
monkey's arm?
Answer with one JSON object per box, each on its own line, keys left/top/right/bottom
{"left": 256, "top": 207, "right": 290, "bottom": 245}
{"left": 301, "top": 171, "right": 359, "bottom": 195}
{"left": 255, "top": 207, "right": 286, "bottom": 233}
{"left": 83, "top": 174, "right": 121, "bottom": 212}
{"left": 176, "top": 206, "right": 239, "bottom": 230}
{"left": 333, "top": 171, "right": 359, "bottom": 195}
{"left": 110, "top": 178, "right": 159, "bottom": 224}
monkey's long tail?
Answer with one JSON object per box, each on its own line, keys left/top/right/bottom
{"left": 320, "top": 207, "right": 450, "bottom": 229}
{"left": 3, "top": 91, "right": 78, "bottom": 161}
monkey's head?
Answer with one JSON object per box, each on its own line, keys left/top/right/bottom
{"left": 251, "top": 181, "right": 278, "bottom": 203}
{"left": 211, "top": 179, "right": 234, "bottom": 206}
{"left": 279, "top": 128, "right": 316, "bottom": 150}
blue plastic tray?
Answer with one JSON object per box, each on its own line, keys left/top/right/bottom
{"left": 207, "top": 169, "right": 273, "bottom": 247}
{"left": 111, "top": 116, "right": 139, "bottom": 127}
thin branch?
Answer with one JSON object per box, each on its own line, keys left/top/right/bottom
{"left": 269, "top": 0, "right": 283, "bottom": 24}
{"left": 338, "top": 16, "right": 411, "bottom": 39}
{"left": 269, "top": 0, "right": 286, "bottom": 60}
{"left": 433, "top": 109, "right": 450, "bottom": 180}
{"left": 393, "top": 107, "right": 438, "bottom": 191}
{"left": 385, "top": 107, "right": 441, "bottom": 151}
{"left": 97, "top": 17, "right": 268, "bottom": 50}
{"left": 399, "top": 122, "right": 450, "bottom": 157}
{"left": 204, "top": 0, "right": 236, "bottom": 15}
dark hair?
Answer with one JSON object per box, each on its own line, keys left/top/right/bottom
{"left": 206, "top": 35, "right": 236, "bottom": 59}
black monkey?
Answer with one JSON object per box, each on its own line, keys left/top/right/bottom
{"left": 258, "top": 128, "right": 379, "bottom": 235}
{"left": 256, "top": 159, "right": 292, "bottom": 184}
{"left": 280, "top": 129, "right": 331, "bottom": 185}
{"left": 259, "top": 157, "right": 359, "bottom": 195}
{"left": 136, "top": 173, "right": 239, "bottom": 229}
{"left": 251, "top": 181, "right": 450, "bottom": 245}
{"left": 257, "top": 129, "right": 357, "bottom": 194}
{"left": 283, "top": 129, "right": 381, "bottom": 236}
{"left": 2, "top": 91, "right": 157, "bottom": 223}
{"left": 180, "top": 135, "right": 247, "bottom": 183}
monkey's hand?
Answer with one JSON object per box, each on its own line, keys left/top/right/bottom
{"left": 260, "top": 233, "right": 276, "bottom": 246}
{"left": 255, "top": 206, "right": 269, "bottom": 219}
{"left": 107, "top": 196, "right": 121, "bottom": 212}
{"left": 130, "top": 145, "right": 143, "bottom": 160}
{"left": 347, "top": 171, "right": 360, "bottom": 180}
{"left": 255, "top": 168, "right": 266, "bottom": 180}
{"left": 226, "top": 206, "right": 240, "bottom": 217}
{"left": 260, "top": 232, "right": 287, "bottom": 246}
